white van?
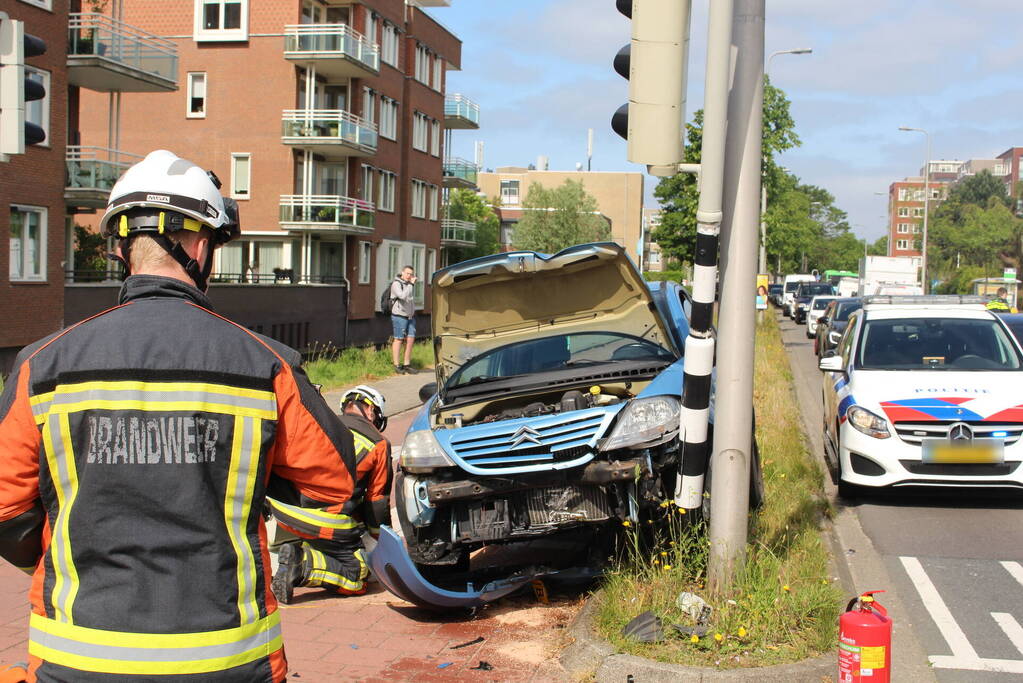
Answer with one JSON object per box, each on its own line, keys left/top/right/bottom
{"left": 782, "top": 274, "right": 815, "bottom": 317}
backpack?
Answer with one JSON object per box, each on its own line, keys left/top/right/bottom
{"left": 379, "top": 279, "right": 398, "bottom": 315}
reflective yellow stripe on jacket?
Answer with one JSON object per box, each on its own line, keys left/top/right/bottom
{"left": 29, "top": 611, "right": 282, "bottom": 676}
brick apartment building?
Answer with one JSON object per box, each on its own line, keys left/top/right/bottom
{"left": 477, "top": 167, "right": 645, "bottom": 265}
{"left": 885, "top": 160, "right": 956, "bottom": 258}
{"left": 1, "top": 0, "right": 70, "bottom": 372}
{"left": 75, "top": 0, "right": 477, "bottom": 346}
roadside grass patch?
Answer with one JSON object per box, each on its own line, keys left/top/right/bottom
{"left": 594, "top": 313, "right": 842, "bottom": 668}
{"left": 303, "top": 341, "right": 433, "bottom": 390}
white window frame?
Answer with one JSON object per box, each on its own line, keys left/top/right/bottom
{"left": 18, "top": 0, "right": 52, "bottom": 10}
{"left": 412, "top": 112, "right": 429, "bottom": 152}
{"left": 897, "top": 223, "right": 909, "bottom": 234}
{"left": 430, "top": 119, "right": 441, "bottom": 157}
{"left": 361, "top": 164, "right": 375, "bottom": 203}
{"left": 381, "top": 22, "right": 398, "bottom": 67}
{"left": 912, "top": 224, "right": 921, "bottom": 234}
{"left": 411, "top": 179, "right": 427, "bottom": 218}
{"left": 912, "top": 207, "right": 924, "bottom": 217}
{"left": 414, "top": 44, "right": 430, "bottom": 84}
{"left": 428, "top": 184, "right": 439, "bottom": 221}
{"left": 358, "top": 241, "right": 372, "bottom": 285}
{"left": 24, "top": 67, "right": 49, "bottom": 147}
{"left": 432, "top": 56, "right": 442, "bottom": 92}
{"left": 186, "top": 72, "right": 207, "bottom": 118}
{"left": 379, "top": 97, "right": 398, "bottom": 141}
{"left": 897, "top": 207, "right": 909, "bottom": 217}
{"left": 896, "top": 239, "right": 910, "bottom": 250}
{"left": 9, "top": 204, "right": 47, "bottom": 282}
{"left": 501, "top": 179, "right": 520, "bottom": 205}
{"left": 427, "top": 248, "right": 437, "bottom": 285}
{"left": 364, "top": 9, "right": 377, "bottom": 43}
{"left": 378, "top": 171, "right": 395, "bottom": 212}
{"left": 194, "top": 0, "right": 248, "bottom": 42}
{"left": 362, "top": 87, "right": 376, "bottom": 126}
{"left": 230, "top": 153, "right": 251, "bottom": 199}
{"left": 412, "top": 245, "right": 425, "bottom": 305}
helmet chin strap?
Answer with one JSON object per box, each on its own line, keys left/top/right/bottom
{"left": 115, "top": 235, "right": 213, "bottom": 292}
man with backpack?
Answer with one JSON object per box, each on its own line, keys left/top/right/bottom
{"left": 388, "top": 266, "right": 417, "bottom": 373}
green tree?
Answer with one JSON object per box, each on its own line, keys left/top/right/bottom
{"left": 443, "top": 188, "right": 500, "bottom": 263}
{"left": 868, "top": 235, "right": 888, "bottom": 256}
{"left": 73, "top": 224, "right": 107, "bottom": 276}
{"left": 946, "top": 170, "right": 1009, "bottom": 208}
{"left": 653, "top": 80, "right": 801, "bottom": 265}
{"left": 511, "top": 180, "right": 610, "bottom": 253}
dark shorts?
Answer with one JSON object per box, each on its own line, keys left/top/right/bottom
{"left": 391, "top": 314, "right": 416, "bottom": 339}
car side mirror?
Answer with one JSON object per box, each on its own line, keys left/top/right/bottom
{"left": 818, "top": 317, "right": 829, "bottom": 325}
{"left": 819, "top": 355, "right": 844, "bottom": 372}
{"left": 419, "top": 382, "right": 438, "bottom": 403}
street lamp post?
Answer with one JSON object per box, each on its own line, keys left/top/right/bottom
{"left": 899, "top": 126, "right": 931, "bottom": 293}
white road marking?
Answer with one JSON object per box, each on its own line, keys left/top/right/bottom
{"left": 992, "top": 613, "right": 1023, "bottom": 658}
{"left": 1001, "top": 561, "right": 1023, "bottom": 589}
{"left": 901, "top": 556, "right": 1023, "bottom": 673}
{"left": 899, "top": 555, "right": 979, "bottom": 660}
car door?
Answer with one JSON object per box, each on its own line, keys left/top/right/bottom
{"left": 823, "top": 312, "right": 859, "bottom": 447}
{"left": 817, "top": 301, "right": 837, "bottom": 353}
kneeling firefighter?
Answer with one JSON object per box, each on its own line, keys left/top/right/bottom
{"left": 269, "top": 385, "right": 392, "bottom": 602}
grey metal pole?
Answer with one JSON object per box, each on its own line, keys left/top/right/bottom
{"left": 674, "top": 0, "right": 735, "bottom": 510}
{"left": 707, "top": 0, "right": 764, "bottom": 593}
{"left": 899, "top": 126, "right": 931, "bottom": 292}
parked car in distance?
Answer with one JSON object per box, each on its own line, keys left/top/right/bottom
{"left": 793, "top": 282, "right": 837, "bottom": 323}
{"left": 820, "top": 295, "right": 1023, "bottom": 498}
{"left": 371, "top": 243, "right": 763, "bottom": 610}
{"left": 815, "top": 297, "right": 862, "bottom": 357}
{"left": 806, "top": 295, "right": 839, "bottom": 339}
{"left": 782, "top": 274, "right": 816, "bottom": 317}
{"left": 768, "top": 284, "right": 784, "bottom": 307}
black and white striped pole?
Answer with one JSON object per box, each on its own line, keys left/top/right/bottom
{"left": 673, "top": 0, "right": 734, "bottom": 511}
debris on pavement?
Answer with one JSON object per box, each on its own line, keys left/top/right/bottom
{"left": 450, "top": 636, "right": 485, "bottom": 650}
{"left": 531, "top": 579, "right": 550, "bottom": 604}
{"left": 470, "top": 661, "right": 494, "bottom": 671}
{"left": 437, "top": 662, "right": 453, "bottom": 669}
{"left": 621, "top": 610, "right": 665, "bottom": 643}
{"left": 672, "top": 623, "right": 710, "bottom": 638}
{"left": 676, "top": 591, "right": 712, "bottom": 625}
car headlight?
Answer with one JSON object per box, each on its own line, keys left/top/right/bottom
{"left": 847, "top": 406, "right": 890, "bottom": 439}
{"left": 798, "top": 303, "right": 809, "bottom": 309}
{"left": 400, "top": 429, "right": 457, "bottom": 472}
{"left": 828, "top": 331, "right": 841, "bottom": 344}
{"left": 601, "top": 396, "right": 681, "bottom": 451}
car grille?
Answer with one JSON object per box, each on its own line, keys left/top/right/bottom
{"left": 893, "top": 421, "right": 1023, "bottom": 446}
{"left": 899, "top": 460, "right": 1020, "bottom": 477}
{"left": 445, "top": 408, "right": 612, "bottom": 471}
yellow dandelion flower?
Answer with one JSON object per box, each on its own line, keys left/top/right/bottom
{"left": 782, "top": 584, "right": 791, "bottom": 592}
{"left": 663, "top": 564, "right": 672, "bottom": 571}
{"left": 714, "top": 633, "right": 723, "bottom": 642}
{"left": 738, "top": 627, "right": 747, "bottom": 638}
{"left": 660, "top": 551, "right": 668, "bottom": 557}
{"left": 622, "top": 520, "right": 631, "bottom": 528}
{"left": 677, "top": 507, "right": 686, "bottom": 515}
{"left": 660, "top": 500, "right": 670, "bottom": 508}
{"left": 690, "top": 634, "right": 699, "bottom": 644}
{"left": 669, "top": 541, "right": 676, "bottom": 546}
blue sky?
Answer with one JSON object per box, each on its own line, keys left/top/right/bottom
{"left": 430, "top": 0, "right": 1023, "bottom": 242}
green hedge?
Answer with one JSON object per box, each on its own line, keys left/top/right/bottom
{"left": 643, "top": 270, "right": 685, "bottom": 283}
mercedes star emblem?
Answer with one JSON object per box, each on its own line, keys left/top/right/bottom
{"left": 947, "top": 422, "right": 973, "bottom": 442}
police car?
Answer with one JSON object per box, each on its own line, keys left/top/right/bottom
{"left": 820, "top": 295, "right": 1023, "bottom": 496}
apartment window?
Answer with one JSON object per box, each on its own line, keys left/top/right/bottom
{"left": 379, "top": 97, "right": 398, "bottom": 140}
{"left": 361, "top": 164, "right": 375, "bottom": 203}
{"left": 412, "top": 112, "right": 429, "bottom": 152}
{"left": 428, "top": 184, "right": 439, "bottom": 221}
{"left": 414, "top": 44, "right": 430, "bottom": 84}
{"left": 411, "top": 179, "right": 427, "bottom": 218}
{"left": 19, "top": 0, "right": 52, "bottom": 10}
{"left": 364, "top": 10, "right": 377, "bottom": 42}
{"left": 412, "top": 246, "right": 425, "bottom": 304}
{"left": 361, "top": 87, "right": 376, "bottom": 126}
{"left": 897, "top": 207, "right": 909, "bottom": 217}
{"left": 897, "top": 223, "right": 909, "bottom": 234}
{"left": 427, "top": 248, "right": 437, "bottom": 288}
{"left": 10, "top": 205, "right": 46, "bottom": 282}
{"left": 358, "top": 241, "right": 372, "bottom": 284}
{"left": 187, "top": 73, "right": 207, "bottom": 118}
{"left": 432, "top": 56, "right": 443, "bottom": 92}
{"left": 387, "top": 244, "right": 400, "bottom": 281}
{"left": 912, "top": 224, "right": 921, "bottom": 234}
{"left": 896, "top": 239, "right": 910, "bottom": 250}
{"left": 930, "top": 188, "right": 941, "bottom": 199}
{"left": 430, "top": 120, "right": 441, "bottom": 157}
{"left": 231, "top": 153, "right": 250, "bottom": 198}
{"left": 378, "top": 171, "right": 395, "bottom": 212}
{"left": 501, "top": 179, "right": 520, "bottom": 205}
{"left": 194, "top": 0, "right": 248, "bottom": 41}
{"left": 912, "top": 207, "right": 923, "bottom": 217}
{"left": 25, "top": 68, "right": 49, "bottom": 146}
{"left": 381, "top": 22, "right": 398, "bottom": 66}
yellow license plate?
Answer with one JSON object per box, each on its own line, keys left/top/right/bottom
{"left": 922, "top": 441, "right": 1003, "bottom": 464}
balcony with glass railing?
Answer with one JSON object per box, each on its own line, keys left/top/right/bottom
{"left": 65, "top": 146, "right": 142, "bottom": 208}
{"left": 68, "top": 13, "right": 177, "bottom": 92}
{"left": 284, "top": 24, "right": 379, "bottom": 79}
{"left": 444, "top": 94, "right": 480, "bottom": 130}
{"left": 440, "top": 219, "right": 477, "bottom": 247}
{"left": 443, "top": 157, "right": 479, "bottom": 189}
{"left": 280, "top": 194, "right": 375, "bottom": 234}
{"left": 281, "top": 110, "right": 378, "bottom": 158}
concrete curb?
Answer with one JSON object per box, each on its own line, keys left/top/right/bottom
{"left": 559, "top": 599, "right": 837, "bottom": 682}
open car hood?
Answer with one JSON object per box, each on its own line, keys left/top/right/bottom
{"left": 430, "top": 243, "right": 676, "bottom": 386}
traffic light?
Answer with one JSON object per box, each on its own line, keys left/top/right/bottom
{"left": 611, "top": 0, "right": 690, "bottom": 172}
{"left": 1, "top": 12, "right": 47, "bottom": 157}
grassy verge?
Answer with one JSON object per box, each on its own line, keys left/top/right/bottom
{"left": 594, "top": 312, "right": 841, "bottom": 668}
{"left": 303, "top": 341, "right": 434, "bottom": 391}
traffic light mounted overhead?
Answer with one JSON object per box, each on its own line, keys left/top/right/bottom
{"left": 612, "top": 0, "right": 691, "bottom": 174}
{"left": 1, "top": 12, "right": 47, "bottom": 157}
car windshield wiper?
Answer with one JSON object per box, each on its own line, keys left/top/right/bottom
{"left": 449, "top": 373, "right": 524, "bottom": 389}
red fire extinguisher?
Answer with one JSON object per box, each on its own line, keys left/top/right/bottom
{"left": 838, "top": 590, "right": 891, "bottom": 682}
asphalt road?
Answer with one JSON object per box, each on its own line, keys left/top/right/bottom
{"left": 779, "top": 311, "right": 1023, "bottom": 681}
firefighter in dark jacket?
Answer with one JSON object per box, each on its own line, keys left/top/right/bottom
{"left": 0, "top": 150, "right": 359, "bottom": 683}
{"left": 270, "top": 385, "right": 392, "bottom": 602}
